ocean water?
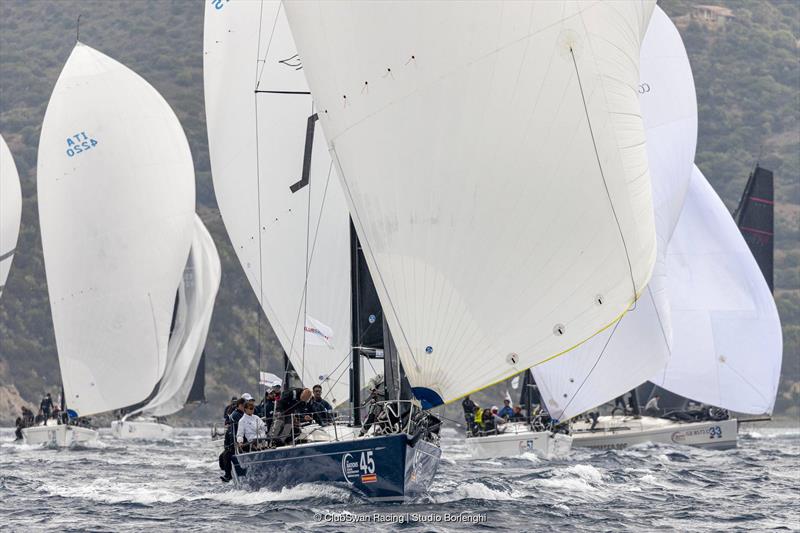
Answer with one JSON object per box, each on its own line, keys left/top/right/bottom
{"left": 1, "top": 426, "right": 798, "bottom": 531}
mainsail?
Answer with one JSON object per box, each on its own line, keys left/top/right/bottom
{"left": 531, "top": 6, "right": 697, "bottom": 420}
{"left": 0, "top": 134, "right": 22, "bottom": 298}
{"left": 734, "top": 165, "right": 774, "bottom": 292}
{"left": 652, "top": 165, "right": 782, "bottom": 414}
{"left": 37, "top": 43, "right": 196, "bottom": 417}
{"left": 285, "top": 1, "right": 658, "bottom": 406}
{"left": 135, "top": 215, "right": 221, "bottom": 417}
{"left": 204, "top": 0, "right": 353, "bottom": 405}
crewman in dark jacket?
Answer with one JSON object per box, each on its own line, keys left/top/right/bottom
{"left": 220, "top": 396, "right": 247, "bottom": 482}
{"left": 40, "top": 393, "right": 53, "bottom": 420}
{"left": 309, "top": 384, "right": 333, "bottom": 425}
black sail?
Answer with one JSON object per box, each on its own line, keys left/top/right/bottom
{"left": 734, "top": 164, "right": 774, "bottom": 292}
{"left": 186, "top": 352, "right": 206, "bottom": 403}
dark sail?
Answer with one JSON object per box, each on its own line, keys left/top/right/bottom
{"left": 635, "top": 381, "right": 688, "bottom": 412}
{"left": 518, "top": 370, "right": 542, "bottom": 409}
{"left": 350, "top": 221, "right": 384, "bottom": 350}
{"left": 734, "top": 164, "right": 774, "bottom": 292}
{"left": 186, "top": 352, "right": 206, "bottom": 403}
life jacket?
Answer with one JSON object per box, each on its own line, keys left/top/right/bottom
{"left": 474, "top": 408, "right": 484, "bottom": 427}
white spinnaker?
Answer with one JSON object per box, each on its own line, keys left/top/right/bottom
{"left": 138, "top": 215, "right": 221, "bottom": 418}
{"left": 653, "top": 166, "right": 782, "bottom": 414}
{"left": 0, "top": 134, "right": 22, "bottom": 297}
{"left": 37, "top": 43, "right": 195, "bottom": 417}
{"left": 204, "top": 1, "right": 353, "bottom": 405}
{"left": 285, "top": 1, "right": 657, "bottom": 405}
{"left": 532, "top": 7, "right": 697, "bottom": 420}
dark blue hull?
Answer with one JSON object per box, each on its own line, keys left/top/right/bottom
{"left": 232, "top": 433, "right": 441, "bottom": 502}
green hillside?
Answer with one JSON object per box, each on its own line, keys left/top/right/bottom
{"left": 0, "top": 0, "right": 797, "bottom": 422}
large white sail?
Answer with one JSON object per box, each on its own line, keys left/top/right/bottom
{"left": 531, "top": 7, "right": 697, "bottom": 420}
{"left": 204, "top": 1, "right": 353, "bottom": 405}
{"left": 37, "top": 43, "right": 195, "bottom": 417}
{"left": 653, "top": 165, "right": 782, "bottom": 414}
{"left": 137, "top": 215, "right": 221, "bottom": 418}
{"left": 0, "top": 134, "right": 22, "bottom": 298}
{"left": 285, "top": 1, "right": 657, "bottom": 406}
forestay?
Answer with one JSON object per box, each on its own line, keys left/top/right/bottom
{"left": 653, "top": 166, "right": 782, "bottom": 414}
{"left": 136, "top": 215, "right": 221, "bottom": 418}
{"left": 285, "top": 1, "right": 658, "bottom": 406}
{"left": 204, "top": 1, "right": 353, "bottom": 405}
{"left": 37, "top": 43, "right": 195, "bottom": 417}
{"left": 0, "top": 134, "right": 22, "bottom": 298}
{"left": 532, "top": 7, "right": 696, "bottom": 420}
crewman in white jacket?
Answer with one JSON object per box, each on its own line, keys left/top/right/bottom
{"left": 237, "top": 400, "right": 267, "bottom": 451}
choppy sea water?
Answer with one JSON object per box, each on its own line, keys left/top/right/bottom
{"left": 1, "top": 426, "right": 798, "bottom": 531}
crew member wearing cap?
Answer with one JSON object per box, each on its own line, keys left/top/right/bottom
{"left": 237, "top": 398, "right": 267, "bottom": 452}
{"left": 219, "top": 395, "right": 248, "bottom": 482}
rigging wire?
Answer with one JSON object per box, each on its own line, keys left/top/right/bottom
{"left": 253, "top": 0, "right": 267, "bottom": 398}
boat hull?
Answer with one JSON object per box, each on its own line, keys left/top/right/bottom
{"left": 572, "top": 416, "right": 738, "bottom": 450}
{"left": 111, "top": 419, "right": 174, "bottom": 440}
{"left": 466, "top": 427, "right": 573, "bottom": 459}
{"left": 232, "top": 433, "right": 441, "bottom": 501}
{"left": 22, "top": 424, "right": 98, "bottom": 447}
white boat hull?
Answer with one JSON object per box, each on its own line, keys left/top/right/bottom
{"left": 111, "top": 419, "right": 174, "bottom": 440}
{"left": 571, "top": 416, "right": 738, "bottom": 450}
{"left": 22, "top": 424, "right": 98, "bottom": 447}
{"left": 466, "top": 423, "right": 573, "bottom": 459}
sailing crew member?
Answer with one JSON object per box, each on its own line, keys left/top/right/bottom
{"left": 269, "top": 388, "right": 313, "bottom": 445}
{"left": 237, "top": 399, "right": 267, "bottom": 451}
{"left": 223, "top": 396, "right": 237, "bottom": 423}
{"left": 310, "top": 384, "right": 333, "bottom": 425}
{"left": 510, "top": 405, "right": 525, "bottom": 422}
{"left": 461, "top": 396, "right": 477, "bottom": 435}
{"left": 359, "top": 375, "right": 385, "bottom": 437}
{"left": 40, "top": 393, "right": 53, "bottom": 420}
{"left": 219, "top": 396, "right": 247, "bottom": 482}
{"left": 644, "top": 395, "right": 660, "bottom": 416}
{"left": 498, "top": 399, "right": 514, "bottom": 420}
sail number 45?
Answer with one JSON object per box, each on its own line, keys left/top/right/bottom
{"left": 360, "top": 451, "right": 375, "bottom": 474}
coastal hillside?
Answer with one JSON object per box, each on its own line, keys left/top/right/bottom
{"left": 0, "top": 0, "right": 797, "bottom": 423}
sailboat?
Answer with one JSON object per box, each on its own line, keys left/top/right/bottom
{"left": 571, "top": 163, "right": 781, "bottom": 450}
{"left": 205, "top": 1, "right": 439, "bottom": 501}
{"left": 0, "top": 134, "right": 22, "bottom": 299}
{"left": 280, "top": 0, "right": 659, "bottom": 484}
{"left": 24, "top": 42, "right": 216, "bottom": 446}
{"left": 111, "top": 215, "right": 221, "bottom": 440}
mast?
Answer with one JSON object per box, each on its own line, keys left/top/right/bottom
{"left": 349, "top": 220, "right": 362, "bottom": 426}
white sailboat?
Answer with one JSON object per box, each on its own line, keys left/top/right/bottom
{"left": 26, "top": 42, "right": 205, "bottom": 446}
{"left": 286, "top": 0, "right": 658, "bottom": 470}
{"left": 0, "top": 134, "right": 22, "bottom": 299}
{"left": 112, "top": 215, "right": 221, "bottom": 440}
{"left": 571, "top": 164, "right": 780, "bottom": 450}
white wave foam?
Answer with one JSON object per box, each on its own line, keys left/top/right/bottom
{"left": 201, "top": 483, "right": 351, "bottom": 505}
{"left": 433, "top": 482, "right": 519, "bottom": 502}
{"left": 519, "top": 452, "right": 541, "bottom": 463}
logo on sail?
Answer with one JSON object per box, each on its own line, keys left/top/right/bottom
{"left": 65, "top": 131, "right": 98, "bottom": 157}
{"left": 304, "top": 315, "right": 334, "bottom": 349}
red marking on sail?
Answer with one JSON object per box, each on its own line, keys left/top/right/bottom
{"left": 740, "top": 226, "right": 773, "bottom": 237}
{"left": 749, "top": 197, "right": 774, "bottom": 205}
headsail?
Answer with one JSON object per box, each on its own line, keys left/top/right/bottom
{"left": 37, "top": 43, "right": 195, "bottom": 417}
{"left": 136, "top": 215, "right": 221, "bottom": 417}
{"left": 285, "top": 1, "right": 658, "bottom": 406}
{"left": 531, "top": 6, "right": 696, "bottom": 420}
{"left": 652, "top": 165, "right": 782, "bottom": 414}
{"left": 204, "top": 1, "right": 352, "bottom": 405}
{"left": 0, "top": 134, "right": 22, "bottom": 298}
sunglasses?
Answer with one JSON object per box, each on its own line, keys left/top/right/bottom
{"left": 245, "top": 404, "right": 255, "bottom": 411}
